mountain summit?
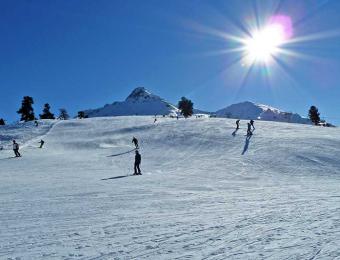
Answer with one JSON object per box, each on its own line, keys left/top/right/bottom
{"left": 125, "top": 87, "right": 158, "bottom": 102}
{"left": 84, "top": 87, "right": 179, "bottom": 117}
{"left": 216, "top": 101, "right": 310, "bottom": 124}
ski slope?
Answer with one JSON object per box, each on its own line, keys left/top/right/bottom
{"left": 1, "top": 117, "right": 340, "bottom": 259}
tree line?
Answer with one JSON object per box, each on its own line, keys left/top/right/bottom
{"left": 0, "top": 95, "right": 195, "bottom": 125}
{"left": 0, "top": 95, "right": 324, "bottom": 126}
{"left": 0, "top": 96, "right": 71, "bottom": 125}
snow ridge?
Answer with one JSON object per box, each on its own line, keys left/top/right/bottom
{"left": 83, "top": 87, "right": 309, "bottom": 125}
{"left": 216, "top": 101, "right": 310, "bottom": 124}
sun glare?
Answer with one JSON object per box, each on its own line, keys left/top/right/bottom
{"left": 245, "top": 24, "right": 287, "bottom": 63}
{"left": 242, "top": 15, "right": 293, "bottom": 65}
{"left": 188, "top": 11, "right": 339, "bottom": 84}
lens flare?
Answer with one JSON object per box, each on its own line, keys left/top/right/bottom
{"left": 244, "top": 15, "right": 293, "bottom": 64}
{"left": 183, "top": 7, "right": 340, "bottom": 96}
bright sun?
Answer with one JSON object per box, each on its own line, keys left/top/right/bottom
{"left": 245, "top": 23, "right": 287, "bottom": 64}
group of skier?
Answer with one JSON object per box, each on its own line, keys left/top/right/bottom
{"left": 235, "top": 119, "right": 255, "bottom": 136}
{"left": 6, "top": 139, "right": 45, "bottom": 158}
{"left": 131, "top": 118, "right": 257, "bottom": 176}
{"left": 3, "top": 117, "right": 257, "bottom": 174}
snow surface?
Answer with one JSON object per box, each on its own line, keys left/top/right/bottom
{"left": 84, "top": 87, "right": 179, "bottom": 117}
{"left": 216, "top": 101, "right": 310, "bottom": 124}
{"left": 1, "top": 117, "right": 340, "bottom": 259}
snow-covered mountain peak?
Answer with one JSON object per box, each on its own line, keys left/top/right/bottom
{"left": 216, "top": 101, "right": 310, "bottom": 124}
{"left": 125, "top": 87, "right": 159, "bottom": 102}
{"left": 84, "top": 87, "right": 179, "bottom": 117}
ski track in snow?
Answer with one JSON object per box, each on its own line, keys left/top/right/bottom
{"left": 1, "top": 116, "right": 340, "bottom": 259}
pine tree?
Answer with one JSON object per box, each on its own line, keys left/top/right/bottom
{"left": 308, "top": 106, "right": 321, "bottom": 125}
{"left": 58, "top": 108, "right": 69, "bottom": 120}
{"left": 17, "top": 96, "right": 35, "bottom": 121}
{"left": 0, "top": 118, "right": 5, "bottom": 125}
{"left": 78, "top": 111, "right": 85, "bottom": 119}
{"left": 40, "top": 103, "right": 55, "bottom": 119}
{"left": 178, "top": 97, "right": 194, "bottom": 118}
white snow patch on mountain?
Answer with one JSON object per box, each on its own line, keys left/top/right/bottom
{"left": 84, "top": 87, "right": 179, "bottom": 117}
{"left": 216, "top": 101, "right": 310, "bottom": 124}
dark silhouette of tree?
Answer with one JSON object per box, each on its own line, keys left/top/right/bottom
{"left": 309, "top": 106, "right": 321, "bottom": 125}
{"left": 178, "top": 97, "right": 193, "bottom": 118}
{"left": 17, "top": 96, "right": 35, "bottom": 121}
{"left": 78, "top": 111, "right": 88, "bottom": 119}
{"left": 40, "top": 103, "right": 55, "bottom": 119}
{"left": 58, "top": 108, "right": 69, "bottom": 120}
{"left": 0, "top": 118, "right": 5, "bottom": 125}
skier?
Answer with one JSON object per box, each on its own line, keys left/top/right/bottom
{"left": 247, "top": 122, "right": 252, "bottom": 136}
{"left": 38, "top": 139, "right": 45, "bottom": 148}
{"left": 132, "top": 136, "right": 139, "bottom": 149}
{"left": 34, "top": 120, "right": 39, "bottom": 127}
{"left": 236, "top": 119, "right": 240, "bottom": 130}
{"left": 13, "top": 140, "right": 21, "bottom": 157}
{"left": 134, "top": 150, "right": 142, "bottom": 175}
{"left": 250, "top": 119, "right": 255, "bottom": 130}
{"left": 154, "top": 118, "right": 157, "bottom": 124}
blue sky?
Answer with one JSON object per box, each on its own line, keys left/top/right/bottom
{"left": 1, "top": 0, "right": 340, "bottom": 124}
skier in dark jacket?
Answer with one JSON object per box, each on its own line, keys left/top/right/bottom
{"left": 132, "top": 136, "right": 139, "bottom": 149}
{"left": 250, "top": 119, "right": 255, "bottom": 130}
{"left": 236, "top": 119, "right": 240, "bottom": 130}
{"left": 39, "top": 140, "right": 45, "bottom": 148}
{"left": 134, "top": 150, "right": 142, "bottom": 175}
{"left": 247, "top": 123, "right": 252, "bottom": 136}
{"left": 13, "top": 140, "right": 21, "bottom": 157}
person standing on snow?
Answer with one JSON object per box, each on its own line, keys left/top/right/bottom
{"left": 132, "top": 136, "right": 139, "bottom": 149}
{"left": 13, "top": 140, "right": 21, "bottom": 157}
{"left": 236, "top": 119, "right": 240, "bottom": 130}
{"left": 250, "top": 119, "right": 255, "bottom": 130}
{"left": 134, "top": 150, "right": 142, "bottom": 175}
{"left": 39, "top": 140, "right": 45, "bottom": 148}
{"left": 247, "top": 123, "right": 252, "bottom": 136}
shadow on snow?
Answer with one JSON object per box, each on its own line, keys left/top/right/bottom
{"left": 242, "top": 134, "right": 252, "bottom": 155}
{"left": 232, "top": 128, "right": 239, "bottom": 136}
{"left": 101, "top": 175, "right": 131, "bottom": 180}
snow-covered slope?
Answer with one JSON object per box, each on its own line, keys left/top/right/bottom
{"left": 1, "top": 117, "right": 340, "bottom": 259}
{"left": 216, "top": 101, "right": 310, "bottom": 124}
{"left": 84, "top": 87, "right": 179, "bottom": 117}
